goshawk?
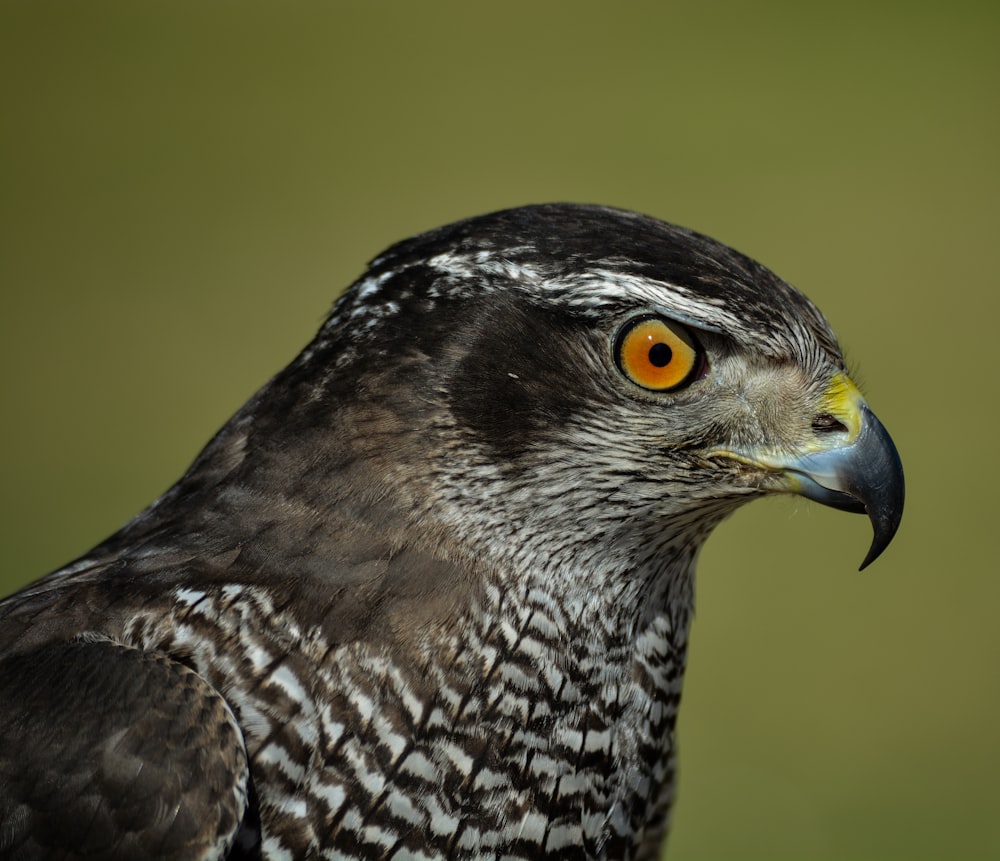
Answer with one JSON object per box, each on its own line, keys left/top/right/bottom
{"left": 0, "top": 204, "right": 904, "bottom": 860}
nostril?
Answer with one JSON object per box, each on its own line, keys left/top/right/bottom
{"left": 812, "top": 413, "right": 849, "bottom": 434}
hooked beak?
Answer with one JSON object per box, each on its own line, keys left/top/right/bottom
{"left": 714, "top": 374, "right": 904, "bottom": 570}
{"left": 779, "top": 405, "right": 904, "bottom": 569}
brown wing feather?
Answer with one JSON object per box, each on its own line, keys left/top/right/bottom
{"left": 0, "top": 639, "right": 250, "bottom": 861}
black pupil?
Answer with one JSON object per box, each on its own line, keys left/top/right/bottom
{"left": 649, "top": 342, "right": 673, "bottom": 367}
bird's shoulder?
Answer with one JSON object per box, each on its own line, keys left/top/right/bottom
{"left": 0, "top": 526, "right": 473, "bottom": 858}
{"left": 0, "top": 636, "right": 251, "bottom": 860}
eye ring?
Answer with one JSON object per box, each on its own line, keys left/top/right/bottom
{"left": 614, "top": 316, "right": 702, "bottom": 392}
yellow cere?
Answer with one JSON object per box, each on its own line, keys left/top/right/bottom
{"left": 819, "top": 372, "right": 865, "bottom": 442}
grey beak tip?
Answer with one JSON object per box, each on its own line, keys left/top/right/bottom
{"left": 857, "top": 494, "right": 905, "bottom": 570}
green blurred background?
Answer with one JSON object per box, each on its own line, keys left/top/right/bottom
{"left": 1, "top": 2, "right": 996, "bottom": 858}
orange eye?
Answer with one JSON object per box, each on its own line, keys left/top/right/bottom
{"left": 615, "top": 317, "right": 701, "bottom": 391}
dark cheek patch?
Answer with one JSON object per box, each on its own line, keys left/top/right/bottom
{"left": 447, "top": 304, "right": 596, "bottom": 461}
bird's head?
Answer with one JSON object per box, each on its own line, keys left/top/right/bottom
{"left": 244, "top": 204, "right": 902, "bottom": 602}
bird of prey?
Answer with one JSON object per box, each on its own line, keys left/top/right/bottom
{"left": 0, "top": 204, "right": 903, "bottom": 860}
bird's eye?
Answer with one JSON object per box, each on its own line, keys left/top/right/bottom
{"left": 614, "top": 316, "right": 701, "bottom": 391}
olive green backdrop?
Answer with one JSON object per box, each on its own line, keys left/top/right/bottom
{"left": 1, "top": 2, "right": 996, "bottom": 859}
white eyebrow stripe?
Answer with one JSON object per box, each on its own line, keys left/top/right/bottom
{"left": 542, "top": 269, "right": 744, "bottom": 333}
{"left": 423, "top": 252, "right": 743, "bottom": 330}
